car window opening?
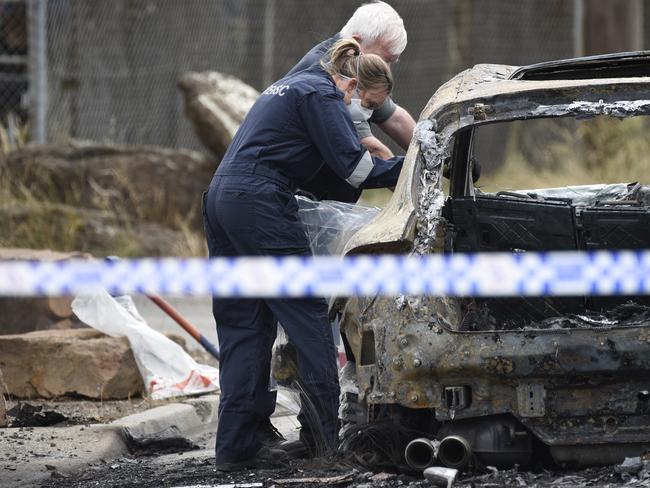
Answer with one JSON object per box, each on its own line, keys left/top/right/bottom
{"left": 445, "top": 114, "right": 650, "bottom": 331}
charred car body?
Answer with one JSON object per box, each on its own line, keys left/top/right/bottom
{"left": 338, "top": 52, "right": 650, "bottom": 471}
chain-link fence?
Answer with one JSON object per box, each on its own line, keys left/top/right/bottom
{"left": 0, "top": 0, "right": 648, "bottom": 154}
{"left": 0, "top": 0, "right": 28, "bottom": 149}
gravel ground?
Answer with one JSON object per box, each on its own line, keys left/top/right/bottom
{"left": 6, "top": 296, "right": 650, "bottom": 487}
{"left": 38, "top": 444, "right": 650, "bottom": 488}
{"left": 4, "top": 397, "right": 650, "bottom": 487}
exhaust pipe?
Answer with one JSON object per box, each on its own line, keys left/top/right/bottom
{"left": 404, "top": 438, "right": 439, "bottom": 471}
{"left": 438, "top": 435, "right": 472, "bottom": 469}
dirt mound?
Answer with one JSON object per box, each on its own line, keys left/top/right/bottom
{"left": 0, "top": 142, "right": 215, "bottom": 256}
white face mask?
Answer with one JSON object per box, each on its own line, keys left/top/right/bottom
{"left": 348, "top": 98, "right": 374, "bottom": 123}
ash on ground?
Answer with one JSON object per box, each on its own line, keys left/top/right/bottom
{"left": 40, "top": 450, "right": 650, "bottom": 488}
{"left": 5, "top": 398, "right": 170, "bottom": 428}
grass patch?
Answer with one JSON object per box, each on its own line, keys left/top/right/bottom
{"left": 0, "top": 143, "right": 207, "bottom": 257}
{"left": 477, "top": 116, "right": 650, "bottom": 192}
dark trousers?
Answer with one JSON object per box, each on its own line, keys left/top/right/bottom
{"left": 203, "top": 174, "right": 340, "bottom": 464}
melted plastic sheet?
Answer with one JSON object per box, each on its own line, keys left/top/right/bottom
{"left": 296, "top": 196, "right": 380, "bottom": 255}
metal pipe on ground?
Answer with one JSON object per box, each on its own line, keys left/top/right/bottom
{"left": 404, "top": 437, "right": 439, "bottom": 471}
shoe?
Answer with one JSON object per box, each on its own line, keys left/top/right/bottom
{"left": 215, "top": 446, "right": 289, "bottom": 472}
{"left": 258, "top": 418, "right": 285, "bottom": 447}
{"left": 277, "top": 438, "right": 312, "bottom": 459}
{"left": 277, "top": 439, "right": 311, "bottom": 459}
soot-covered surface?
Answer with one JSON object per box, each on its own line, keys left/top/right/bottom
{"left": 460, "top": 301, "right": 650, "bottom": 331}
{"left": 40, "top": 450, "right": 650, "bottom": 488}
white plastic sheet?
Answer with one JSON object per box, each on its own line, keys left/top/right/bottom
{"left": 296, "top": 196, "right": 380, "bottom": 255}
{"left": 72, "top": 289, "right": 219, "bottom": 399}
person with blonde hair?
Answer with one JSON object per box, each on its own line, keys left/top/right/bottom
{"left": 203, "top": 38, "right": 403, "bottom": 472}
{"left": 288, "top": 1, "right": 415, "bottom": 202}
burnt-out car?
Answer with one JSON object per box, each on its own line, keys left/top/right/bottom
{"left": 337, "top": 52, "right": 650, "bottom": 471}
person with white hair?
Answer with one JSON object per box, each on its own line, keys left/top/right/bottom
{"left": 288, "top": 1, "right": 415, "bottom": 203}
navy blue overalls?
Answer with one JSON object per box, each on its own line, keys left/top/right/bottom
{"left": 203, "top": 63, "right": 403, "bottom": 465}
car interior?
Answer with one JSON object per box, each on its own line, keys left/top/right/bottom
{"left": 443, "top": 118, "right": 650, "bottom": 328}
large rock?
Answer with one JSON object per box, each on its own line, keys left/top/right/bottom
{"left": 0, "top": 141, "right": 216, "bottom": 232}
{"left": 0, "top": 295, "right": 83, "bottom": 335}
{"left": 0, "top": 329, "right": 144, "bottom": 399}
{"left": 0, "top": 204, "right": 202, "bottom": 257}
{"left": 0, "top": 248, "right": 89, "bottom": 261}
{"left": 0, "top": 369, "right": 6, "bottom": 427}
{"left": 178, "top": 71, "right": 259, "bottom": 159}
{"left": 0, "top": 248, "right": 88, "bottom": 335}
{"left": 0, "top": 143, "right": 213, "bottom": 255}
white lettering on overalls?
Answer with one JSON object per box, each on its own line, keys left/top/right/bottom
{"left": 262, "top": 84, "right": 290, "bottom": 97}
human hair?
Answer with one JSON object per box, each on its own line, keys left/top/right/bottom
{"left": 340, "top": 1, "right": 407, "bottom": 56}
{"left": 322, "top": 38, "right": 393, "bottom": 94}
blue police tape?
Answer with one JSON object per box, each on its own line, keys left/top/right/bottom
{"left": 1, "top": 250, "right": 650, "bottom": 297}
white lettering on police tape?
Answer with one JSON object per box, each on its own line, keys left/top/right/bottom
{"left": 262, "top": 84, "right": 290, "bottom": 97}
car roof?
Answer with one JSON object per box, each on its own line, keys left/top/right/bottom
{"left": 510, "top": 51, "right": 650, "bottom": 80}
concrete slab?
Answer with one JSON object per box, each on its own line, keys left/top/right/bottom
{"left": 0, "top": 393, "right": 301, "bottom": 487}
{"left": 115, "top": 396, "right": 218, "bottom": 450}
{"left": 0, "top": 424, "right": 125, "bottom": 487}
{"left": 0, "top": 395, "right": 221, "bottom": 487}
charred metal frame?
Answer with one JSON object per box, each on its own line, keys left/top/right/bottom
{"left": 340, "top": 60, "right": 650, "bottom": 464}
